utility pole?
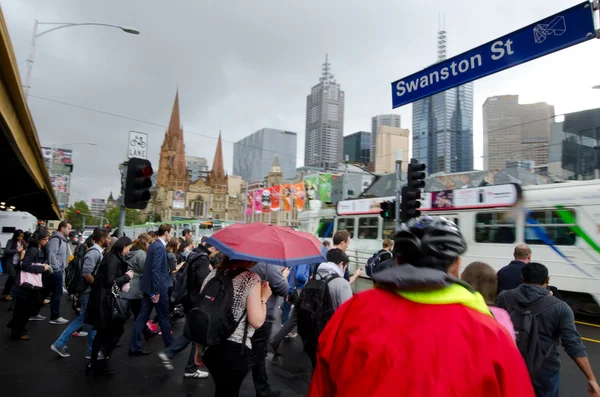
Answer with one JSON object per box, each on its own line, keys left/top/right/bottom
{"left": 395, "top": 150, "right": 403, "bottom": 229}
{"left": 118, "top": 162, "right": 128, "bottom": 237}
{"left": 342, "top": 155, "right": 349, "bottom": 200}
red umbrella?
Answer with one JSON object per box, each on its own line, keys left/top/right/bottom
{"left": 205, "top": 223, "right": 327, "bottom": 266}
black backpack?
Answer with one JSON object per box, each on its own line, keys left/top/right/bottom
{"left": 366, "top": 250, "right": 387, "bottom": 277}
{"left": 171, "top": 251, "right": 208, "bottom": 306}
{"left": 183, "top": 267, "right": 247, "bottom": 346}
{"left": 503, "top": 292, "right": 560, "bottom": 379}
{"left": 65, "top": 244, "right": 89, "bottom": 295}
{"left": 296, "top": 272, "right": 339, "bottom": 343}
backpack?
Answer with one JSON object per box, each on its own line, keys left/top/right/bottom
{"left": 171, "top": 251, "right": 208, "bottom": 306}
{"left": 296, "top": 272, "right": 339, "bottom": 343}
{"left": 65, "top": 244, "right": 88, "bottom": 295}
{"left": 183, "top": 267, "right": 248, "bottom": 346}
{"left": 503, "top": 292, "right": 560, "bottom": 379}
{"left": 366, "top": 250, "right": 386, "bottom": 277}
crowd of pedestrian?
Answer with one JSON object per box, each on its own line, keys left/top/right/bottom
{"left": 2, "top": 217, "right": 600, "bottom": 397}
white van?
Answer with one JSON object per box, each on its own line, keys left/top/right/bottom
{"left": 0, "top": 212, "right": 38, "bottom": 257}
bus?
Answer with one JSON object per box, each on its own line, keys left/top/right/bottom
{"left": 298, "top": 180, "right": 600, "bottom": 315}
{"left": 0, "top": 211, "right": 37, "bottom": 258}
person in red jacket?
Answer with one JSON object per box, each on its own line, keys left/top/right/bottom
{"left": 309, "top": 216, "right": 534, "bottom": 397}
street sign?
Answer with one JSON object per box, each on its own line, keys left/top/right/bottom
{"left": 391, "top": 1, "right": 597, "bottom": 109}
{"left": 128, "top": 130, "right": 148, "bottom": 159}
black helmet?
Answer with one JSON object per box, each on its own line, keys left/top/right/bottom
{"left": 419, "top": 216, "right": 467, "bottom": 270}
{"left": 393, "top": 216, "right": 436, "bottom": 265}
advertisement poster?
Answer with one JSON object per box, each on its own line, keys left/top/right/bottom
{"left": 270, "top": 185, "right": 281, "bottom": 211}
{"left": 293, "top": 182, "right": 306, "bottom": 212}
{"left": 254, "top": 189, "right": 263, "bottom": 214}
{"left": 52, "top": 148, "right": 73, "bottom": 165}
{"left": 51, "top": 174, "right": 70, "bottom": 193}
{"left": 282, "top": 184, "right": 292, "bottom": 212}
{"left": 41, "top": 146, "right": 53, "bottom": 169}
{"left": 431, "top": 190, "right": 453, "bottom": 209}
{"left": 304, "top": 175, "right": 319, "bottom": 201}
{"left": 261, "top": 189, "right": 271, "bottom": 213}
{"left": 318, "top": 173, "right": 333, "bottom": 202}
{"left": 172, "top": 190, "right": 185, "bottom": 209}
{"left": 245, "top": 192, "right": 253, "bottom": 216}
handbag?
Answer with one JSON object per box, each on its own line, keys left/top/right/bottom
{"left": 108, "top": 283, "right": 131, "bottom": 321}
{"left": 19, "top": 263, "right": 45, "bottom": 289}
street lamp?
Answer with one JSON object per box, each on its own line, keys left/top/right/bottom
{"left": 24, "top": 20, "right": 140, "bottom": 97}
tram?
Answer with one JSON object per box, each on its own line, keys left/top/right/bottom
{"left": 123, "top": 219, "right": 241, "bottom": 244}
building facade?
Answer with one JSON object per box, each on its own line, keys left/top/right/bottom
{"left": 371, "top": 114, "right": 401, "bottom": 162}
{"left": 41, "top": 146, "right": 73, "bottom": 216}
{"left": 343, "top": 131, "right": 371, "bottom": 165}
{"left": 186, "top": 156, "right": 208, "bottom": 183}
{"left": 304, "top": 54, "right": 345, "bottom": 170}
{"left": 483, "top": 95, "right": 555, "bottom": 170}
{"left": 233, "top": 128, "right": 297, "bottom": 183}
{"left": 374, "top": 126, "right": 409, "bottom": 174}
{"left": 90, "top": 198, "right": 106, "bottom": 218}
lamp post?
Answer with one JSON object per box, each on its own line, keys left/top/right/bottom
{"left": 24, "top": 20, "right": 140, "bottom": 98}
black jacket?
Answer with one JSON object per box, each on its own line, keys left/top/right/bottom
{"left": 3, "top": 239, "right": 19, "bottom": 277}
{"left": 496, "top": 260, "right": 527, "bottom": 294}
{"left": 183, "top": 245, "right": 211, "bottom": 312}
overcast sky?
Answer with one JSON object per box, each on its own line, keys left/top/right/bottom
{"left": 2, "top": 0, "right": 599, "bottom": 205}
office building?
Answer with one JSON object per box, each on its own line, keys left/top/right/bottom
{"left": 371, "top": 114, "right": 401, "bottom": 162}
{"left": 40, "top": 146, "right": 73, "bottom": 216}
{"left": 90, "top": 198, "right": 106, "bottom": 217}
{"left": 483, "top": 95, "right": 555, "bottom": 170}
{"left": 233, "top": 128, "right": 297, "bottom": 183}
{"left": 304, "top": 54, "right": 345, "bottom": 170}
{"left": 412, "top": 29, "right": 473, "bottom": 174}
{"left": 343, "top": 131, "right": 371, "bottom": 165}
{"left": 374, "top": 126, "right": 409, "bottom": 174}
{"left": 186, "top": 156, "right": 208, "bottom": 183}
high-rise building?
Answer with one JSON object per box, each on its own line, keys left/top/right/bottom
{"left": 483, "top": 95, "right": 555, "bottom": 170}
{"left": 371, "top": 114, "right": 401, "bottom": 162}
{"left": 90, "top": 198, "right": 106, "bottom": 217}
{"left": 186, "top": 156, "right": 208, "bottom": 183}
{"left": 374, "top": 126, "right": 409, "bottom": 174}
{"left": 343, "top": 131, "right": 371, "bottom": 165}
{"left": 40, "top": 146, "right": 73, "bottom": 216}
{"left": 304, "top": 54, "right": 345, "bottom": 170}
{"left": 233, "top": 128, "right": 297, "bottom": 183}
{"left": 412, "top": 29, "right": 473, "bottom": 174}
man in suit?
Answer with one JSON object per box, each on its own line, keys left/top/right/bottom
{"left": 129, "top": 224, "right": 174, "bottom": 356}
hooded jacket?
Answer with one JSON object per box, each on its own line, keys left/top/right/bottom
{"left": 497, "top": 283, "right": 586, "bottom": 371}
{"left": 122, "top": 248, "right": 147, "bottom": 300}
{"left": 308, "top": 264, "right": 534, "bottom": 397}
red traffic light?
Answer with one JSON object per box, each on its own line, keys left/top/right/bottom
{"left": 142, "top": 165, "right": 153, "bottom": 177}
{"left": 76, "top": 210, "right": 81, "bottom": 214}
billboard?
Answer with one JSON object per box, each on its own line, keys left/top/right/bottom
{"left": 172, "top": 190, "right": 185, "bottom": 209}
{"left": 91, "top": 198, "right": 106, "bottom": 204}
{"left": 41, "top": 147, "right": 73, "bottom": 167}
{"left": 51, "top": 174, "right": 70, "bottom": 193}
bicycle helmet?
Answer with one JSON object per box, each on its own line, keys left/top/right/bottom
{"left": 419, "top": 216, "right": 467, "bottom": 271}
{"left": 393, "top": 216, "right": 435, "bottom": 265}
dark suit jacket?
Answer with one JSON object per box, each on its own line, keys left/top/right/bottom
{"left": 497, "top": 260, "right": 527, "bottom": 294}
{"left": 140, "top": 239, "right": 169, "bottom": 296}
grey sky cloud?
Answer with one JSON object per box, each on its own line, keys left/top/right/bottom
{"left": 1, "top": 0, "right": 598, "bottom": 206}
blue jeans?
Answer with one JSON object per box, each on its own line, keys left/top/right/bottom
{"left": 281, "top": 300, "right": 292, "bottom": 325}
{"left": 53, "top": 295, "right": 96, "bottom": 356}
{"left": 50, "top": 271, "right": 63, "bottom": 320}
{"left": 129, "top": 294, "right": 172, "bottom": 352}
{"left": 164, "top": 334, "right": 197, "bottom": 373}
{"left": 534, "top": 366, "right": 560, "bottom": 397}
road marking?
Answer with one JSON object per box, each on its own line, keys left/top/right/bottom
{"left": 582, "top": 337, "right": 600, "bottom": 344}
{"left": 576, "top": 321, "right": 600, "bottom": 328}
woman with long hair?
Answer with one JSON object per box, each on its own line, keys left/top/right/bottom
{"left": 194, "top": 257, "right": 272, "bottom": 397}
{"left": 7, "top": 230, "right": 51, "bottom": 339}
{"left": 123, "top": 233, "right": 151, "bottom": 320}
{"left": 176, "top": 239, "right": 194, "bottom": 263}
{"left": 461, "top": 261, "right": 516, "bottom": 341}
{"left": 86, "top": 236, "right": 133, "bottom": 376}
{"left": 2, "top": 229, "right": 24, "bottom": 301}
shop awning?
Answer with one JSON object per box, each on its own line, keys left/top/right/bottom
{"left": 0, "top": 6, "right": 60, "bottom": 220}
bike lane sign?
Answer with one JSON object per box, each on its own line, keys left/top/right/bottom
{"left": 128, "top": 130, "right": 148, "bottom": 159}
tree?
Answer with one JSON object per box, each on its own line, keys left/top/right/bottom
{"left": 65, "top": 201, "right": 101, "bottom": 231}
{"left": 104, "top": 207, "right": 142, "bottom": 229}
{"left": 146, "top": 211, "right": 162, "bottom": 223}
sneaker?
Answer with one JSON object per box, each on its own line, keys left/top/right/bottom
{"left": 29, "top": 314, "right": 46, "bottom": 321}
{"left": 49, "top": 317, "right": 69, "bottom": 325}
{"left": 184, "top": 369, "right": 209, "bottom": 379}
{"left": 73, "top": 331, "right": 88, "bottom": 337}
{"left": 85, "top": 352, "right": 105, "bottom": 360}
{"left": 157, "top": 352, "right": 174, "bottom": 370}
{"left": 51, "top": 344, "right": 71, "bottom": 358}
{"left": 286, "top": 332, "right": 297, "bottom": 339}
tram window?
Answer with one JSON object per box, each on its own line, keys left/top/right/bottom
{"left": 382, "top": 220, "right": 395, "bottom": 240}
{"left": 337, "top": 218, "right": 355, "bottom": 238}
{"left": 525, "top": 209, "right": 576, "bottom": 246}
{"left": 475, "top": 212, "right": 516, "bottom": 244}
{"left": 317, "top": 219, "right": 334, "bottom": 238}
{"left": 358, "top": 217, "right": 378, "bottom": 240}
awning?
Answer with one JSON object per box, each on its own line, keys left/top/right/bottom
{"left": 0, "top": 6, "right": 60, "bottom": 220}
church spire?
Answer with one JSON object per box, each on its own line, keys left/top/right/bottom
{"left": 168, "top": 90, "right": 181, "bottom": 139}
{"left": 208, "top": 131, "right": 227, "bottom": 189}
{"left": 157, "top": 88, "right": 189, "bottom": 190}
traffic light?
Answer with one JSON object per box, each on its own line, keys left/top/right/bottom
{"left": 76, "top": 210, "right": 81, "bottom": 214}
{"left": 124, "top": 158, "right": 153, "bottom": 209}
{"left": 105, "top": 223, "right": 111, "bottom": 231}
{"left": 401, "top": 159, "right": 426, "bottom": 223}
{"left": 379, "top": 200, "right": 395, "bottom": 220}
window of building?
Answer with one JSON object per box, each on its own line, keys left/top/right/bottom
{"left": 317, "top": 218, "right": 334, "bottom": 238}
{"left": 525, "top": 209, "right": 576, "bottom": 246}
{"left": 337, "top": 218, "right": 355, "bottom": 238}
{"left": 475, "top": 212, "right": 516, "bottom": 244}
{"left": 358, "top": 217, "right": 378, "bottom": 240}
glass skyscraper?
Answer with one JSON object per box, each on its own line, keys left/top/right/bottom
{"left": 343, "top": 131, "right": 371, "bottom": 165}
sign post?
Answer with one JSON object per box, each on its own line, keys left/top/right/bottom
{"left": 391, "top": 1, "right": 598, "bottom": 109}
{"left": 128, "top": 130, "right": 148, "bottom": 159}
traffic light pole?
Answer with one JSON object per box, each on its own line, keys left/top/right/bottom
{"left": 118, "top": 162, "right": 128, "bottom": 237}
{"left": 394, "top": 150, "right": 403, "bottom": 230}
